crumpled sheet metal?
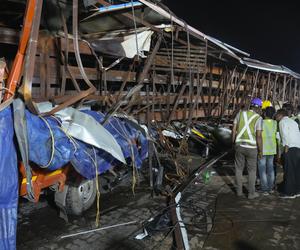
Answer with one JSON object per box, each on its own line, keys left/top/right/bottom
{"left": 83, "top": 110, "right": 148, "bottom": 167}
{"left": 89, "top": 29, "right": 154, "bottom": 58}
{"left": 37, "top": 103, "right": 126, "bottom": 164}
{"left": 57, "top": 107, "right": 126, "bottom": 164}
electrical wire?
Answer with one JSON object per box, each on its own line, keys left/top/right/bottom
{"left": 115, "top": 118, "right": 139, "bottom": 194}
{"left": 150, "top": 221, "right": 178, "bottom": 250}
{"left": 102, "top": 114, "right": 140, "bottom": 194}
{"left": 93, "top": 147, "right": 101, "bottom": 228}
{"left": 199, "top": 184, "right": 229, "bottom": 248}
{"left": 50, "top": 115, "right": 79, "bottom": 152}
{"left": 38, "top": 116, "right": 55, "bottom": 168}
{"left": 52, "top": 114, "right": 102, "bottom": 227}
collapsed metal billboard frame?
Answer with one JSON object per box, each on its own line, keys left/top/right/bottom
{"left": 1, "top": 0, "right": 299, "bottom": 125}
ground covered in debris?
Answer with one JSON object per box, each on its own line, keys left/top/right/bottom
{"left": 17, "top": 159, "right": 300, "bottom": 250}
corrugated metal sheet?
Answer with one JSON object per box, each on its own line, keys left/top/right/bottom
{"left": 242, "top": 58, "right": 300, "bottom": 79}
{"left": 138, "top": 0, "right": 249, "bottom": 62}
{"left": 138, "top": 0, "right": 299, "bottom": 78}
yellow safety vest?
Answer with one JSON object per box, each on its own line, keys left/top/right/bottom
{"left": 262, "top": 119, "right": 277, "bottom": 155}
{"left": 236, "top": 111, "right": 260, "bottom": 146}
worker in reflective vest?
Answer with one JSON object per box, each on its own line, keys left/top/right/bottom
{"left": 258, "top": 107, "right": 277, "bottom": 195}
{"left": 232, "top": 97, "right": 263, "bottom": 199}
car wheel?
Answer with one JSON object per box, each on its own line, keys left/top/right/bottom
{"left": 65, "top": 179, "right": 97, "bottom": 215}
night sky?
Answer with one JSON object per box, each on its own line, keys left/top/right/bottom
{"left": 163, "top": 1, "right": 300, "bottom": 72}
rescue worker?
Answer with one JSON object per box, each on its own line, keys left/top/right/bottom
{"left": 261, "top": 100, "right": 272, "bottom": 121}
{"left": 275, "top": 109, "right": 300, "bottom": 198}
{"left": 258, "top": 106, "right": 277, "bottom": 195}
{"left": 232, "top": 98, "right": 263, "bottom": 199}
{"left": 262, "top": 100, "right": 272, "bottom": 110}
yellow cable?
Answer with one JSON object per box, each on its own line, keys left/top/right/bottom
{"left": 52, "top": 115, "right": 100, "bottom": 226}
{"left": 51, "top": 115, "right": 78, "bottom": 152}
{"left": 93, "top": 148, "right": 101, "bottom": 228}
{"left": 108, "top": 117, "right": 138, "bottom": 196}
{"left": 131, "top": 144, "right": 137, "bottom": 195}
{"left": 84, "top": 148, "right": 101, "bottom": 228}
{"left": 191, "top": 128, "right": 206, "bottom": 139}
{"left": 38, "top": 116, "right": 55, "bottom": 168}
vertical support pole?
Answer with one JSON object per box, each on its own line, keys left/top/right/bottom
{"left": 208, "top": 67, "right": 213, "bottom": 116}
{"left": 39, "top": 41, "right": 46, "bottom": 99}
{"left": 117, "top": 56, "right": 137, "bottom": 101}
{"left": 183, "top": 97, "right": 187, "bottom": 120}
{"left": 146, "top": 84, "right": 153, "bottom": 189}
{"left": 251, "top": 70, "right": 259, "bottom": 98}
{"left": 167, "top": 81, "right": 187, "bottom": 124}
{"left": 282, "top": 75, "right": 287, "bottom": 102}
{"left": 261, "top": 74, "right": 265, "bottom": 100}
{"left": 166, "top": 73, "right": 172, "bottom": 119}
{"left": 152, "top": 68, "right": 156, "bottom": 122}
{"left": 272, "top": 74, "right": 278, "bottom": 103}
{"left": 298, "top": 80, "right": 300, "bottom": 106}
{"left": 211, "top": 68, "right": 223, "bottom": 117}
{"left": 288, "top": 77, "right": 292, "bottom": 102}
{"left": 227, "top": 67, "right": 247, "bottom": 116}
{"left": 293, "top": 79, "right": 297, "bottom": 107}
{"left": 45, "top": 42, "right": 51, "bottom": 99}
{"left": 60, "top": 65, "right": 66, "bottom": 96}
{"left": 265, "top": 72, "right": 271, "bottom": 100}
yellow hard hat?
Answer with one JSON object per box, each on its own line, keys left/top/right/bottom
{"left": 262, "top": 100, "right": 272, "bottom": 110}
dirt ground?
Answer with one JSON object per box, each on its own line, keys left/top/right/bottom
{"left": 17, "top": 158, "right": 300, "bottom": 250}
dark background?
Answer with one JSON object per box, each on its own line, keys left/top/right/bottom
{"left": 163, "top": 1, "right": 300, "bottom": 72}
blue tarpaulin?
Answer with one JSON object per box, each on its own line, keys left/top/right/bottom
{"left": 26, "top": 110, "right": 148, "bottom": 179}
{"left": 26, "top": 113, "right": 75, "bottom": 171}
{"left": 82, "top": 111, "right": 148, "bottom": 168}
{"left": 0, "top": 107, "right": 18, "bottom": 250}
{"left": 70, "top": 111, "right": 148, "bottom": 178}
{"left": 0, "top": 107, "right": 148, "bottom": 250}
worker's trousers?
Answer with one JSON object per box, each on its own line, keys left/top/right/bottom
{"left": 258, "top": 155, "right": 275, "bottom": 192}
{"left": 234, "top": 145, "right": 258, "bottom": 195}
{"left": 283, "top": 147, "right": 300, "bottom": 195}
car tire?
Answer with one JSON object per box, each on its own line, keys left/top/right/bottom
{"left": 65, "top": 178, "right": 97, "bottom": 215}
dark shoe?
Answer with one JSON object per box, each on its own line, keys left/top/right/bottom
{"left": 279, "top": 193, "right": 296, "bottom": 199}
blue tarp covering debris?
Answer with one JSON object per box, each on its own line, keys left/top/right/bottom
{"left": 0, "top": 106, "right": 148, "bottom": 249}
{"left": 26, "top": 110, "right": 148, "bottom": 179}
{"left": 0, "top": 107, "right": 18, "bottom": 250}
{"left": 26, "top": 112, "right": 75, "bottom": 171}
{"left": 0, "top": 105, "right": 234, "bottom": 248}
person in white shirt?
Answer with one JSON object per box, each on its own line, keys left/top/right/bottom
{"left": 275, "top": 109, "right": 300, "bottom": 198}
